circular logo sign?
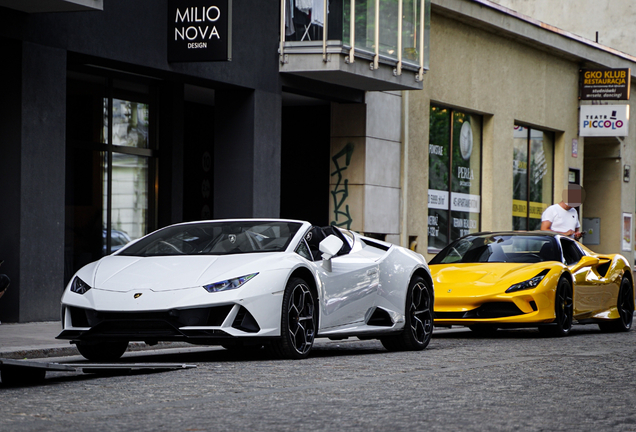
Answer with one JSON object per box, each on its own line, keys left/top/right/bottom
{"left": 459, "top": 121, "right": 473, "bottom": 161}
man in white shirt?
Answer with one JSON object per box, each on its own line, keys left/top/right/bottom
{"left": 541, "top": 185, "right": 583, "bottom": 239}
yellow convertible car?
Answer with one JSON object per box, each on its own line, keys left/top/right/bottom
{"left": 429, "top": 231, "right": 635, "bottom": 336}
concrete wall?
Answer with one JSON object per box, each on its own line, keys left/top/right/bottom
{"left": 489, "top": 0, "right": 636, "bottom": 57}
{"left": 408, "top": 13, "right": 582, "bottom": 260}
{"left": 329, "top": 92, "right": 403, "bottom": 237}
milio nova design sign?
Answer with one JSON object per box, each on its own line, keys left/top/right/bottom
{"left": 579, "top": 105, "right": 630, "bottom": 137}
{"left": 168, "top": 0, "right": 232, "bottom": 62}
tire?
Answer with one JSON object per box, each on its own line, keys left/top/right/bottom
{"left": 469, "top": 325, "right": 498, "bottom": 336}
{"left": 76, "top": 340, "right": 129, "bottom": 361}
{"left": 599, "top": 276, "right": 634, "bottom": 333}
{"left": 539, "top": 277, "right": 573, "bottom": 337}
{"left": 271, "top": 277, "right": 317, "bottom": 359}
{"left": 381, "top": 276, "right": 433, "bottom": 351}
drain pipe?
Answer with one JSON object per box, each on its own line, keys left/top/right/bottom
{"left": 401, "top": 91, "right": 410, "bottom": 248}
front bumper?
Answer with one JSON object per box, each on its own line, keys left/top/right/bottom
{"left": 56, "top": 303, "right": 275, "bottom": 344}
{"left": 58, "top": 276, "right": 287, "bottom": 343}
{"left": 433, "top": 286, "right": 557, "bottom": 326}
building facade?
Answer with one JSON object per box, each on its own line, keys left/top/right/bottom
{"left": 1, "top": 0, "right": 634, "bottom": 323}
{"left": 405, "top": 0, "right": 636, "bottom": 263}
{"left": 0, "top": 0, "right": 426, "bottom": 322}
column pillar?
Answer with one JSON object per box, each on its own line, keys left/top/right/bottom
{"left": 0, "top": 40, "right": 67, "bottom": 322}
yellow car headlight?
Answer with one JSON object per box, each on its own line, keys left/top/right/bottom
{"left": 506, "top": 270, "right": 549, "bottom": 293}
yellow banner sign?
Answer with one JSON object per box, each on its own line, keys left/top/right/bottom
{"left": 513, "top": 200, "right": 548, "bottom": 219}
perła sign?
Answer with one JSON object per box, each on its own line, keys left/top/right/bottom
{"left": 168, "top": 0, "right": 232, "bottom": 62}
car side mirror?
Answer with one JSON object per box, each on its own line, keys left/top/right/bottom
{"left": 570, "top": 255, "right": 600, "bottom": 273}
{"left": 319, "top": 235, "right": 343, "bottom": 272}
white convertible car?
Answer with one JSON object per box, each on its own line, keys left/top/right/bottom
{"left": 58, "top": 219, "right": 434, "bottom": 360}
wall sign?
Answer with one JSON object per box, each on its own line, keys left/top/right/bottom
{"left": 579, "top": 105, "right": 629, "bottom": 137}
{"left": 580, "top": 68, "right": 630, "bottom": 100}
{"left": 623, "top": 213, "right": 632, "bottom": 252}
{"left": 168, "top": 0, "right": 232, "bottom": 62}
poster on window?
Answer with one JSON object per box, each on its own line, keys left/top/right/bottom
{"left": 623, "top": 213, "right": 632, "bottom": 251}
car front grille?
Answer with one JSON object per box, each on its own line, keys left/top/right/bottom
{"left": 68, "top": 305, "right": 234, "bottom": 329}
{"left": 435, "top": 302, "right": 525, "bottom": 319}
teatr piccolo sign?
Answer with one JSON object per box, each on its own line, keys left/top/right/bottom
{"left": 168, "top": 0, "right": 232, "bottom": 62}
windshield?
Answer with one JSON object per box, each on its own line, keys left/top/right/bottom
{"left": 119, "top": 221, "right": 303, "bottom": 257}
{"left": 429, "top": 234, "right": 561, "bottom": 264}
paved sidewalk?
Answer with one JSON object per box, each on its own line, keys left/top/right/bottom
{"left": 0, "top": 321, "right": 192, "bottom": 360}
{"left": 0, "top": 321, "right": 467, "bottom": 361}
{"left": 0, "top": 321, "right": 77, "bottom": 359}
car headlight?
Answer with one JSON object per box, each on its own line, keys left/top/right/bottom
{"left": 70, "top": 277, "right": 91, "bottom": 295}
{"left": 505, "top": 270, "right": 550, "bottom": 293}
{"left": 203, "top": 273, "right": 258, "bottom": 293}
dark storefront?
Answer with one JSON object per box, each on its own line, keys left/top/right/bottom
{"left": 0, "top": 1, "right": 285, "bottom": 322}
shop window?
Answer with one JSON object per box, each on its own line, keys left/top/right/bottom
{"left": 512, "top": 126, "right": 554, "bottom": 231}
{"left": 65, "top": 71, "right": 157, "bottom": 282}
{"left": 428, "top": 106, "right": 482, "bottom": 253}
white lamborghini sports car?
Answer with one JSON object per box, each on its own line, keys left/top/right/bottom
{"left": 58, "top": 219, "right": 434, "bottom": 360}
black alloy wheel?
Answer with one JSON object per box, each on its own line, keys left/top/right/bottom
{"left": 539, "top": 277, "right": 573, "bottom": 337}
{"left": 76, "top": 340, "right": 129, "bottom": 361}
{"left": 381, "top": 276, "right": 433, "bottom": 351}
{"left": 271, "top": 277, "right": 317, "bottom": 359}
{"left": 599, "top": 276, "right": 634, "bottom": 332}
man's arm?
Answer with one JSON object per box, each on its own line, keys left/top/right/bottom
{"left": 541, "top": 220, "right": 578, "bottom": 237}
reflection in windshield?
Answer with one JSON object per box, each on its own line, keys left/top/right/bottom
{"left": 119, "top": 221, "right": 302, "bottom": 256}
{"left": 429, "top": 235, "right": 560, "bottom": 264}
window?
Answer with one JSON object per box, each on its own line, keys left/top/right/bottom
{"left": 428, "top": 106, "right": 482, "bottom": 253}
{"left": 296, "top": 239, "right": 313, "bottom": 261}
{"left": 512, "top": 126, "right": 554, "bottom": 230}
{"left": 560, "top": 238, "right": 583, "bottom": 265}
{"left": 65, "top": 71, "right": 157, "bottom": 282}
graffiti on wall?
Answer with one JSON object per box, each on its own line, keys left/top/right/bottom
{"left": 330, "top": 142, "right": 354, "bottom": 230}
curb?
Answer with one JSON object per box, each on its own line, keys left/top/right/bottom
{"left": 0, "top": 341, "right": 192, "bottom": 360}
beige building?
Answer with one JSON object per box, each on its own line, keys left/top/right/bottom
{"left": 321, "top": 0, "right": 636, "bottom": 263}
{"left": 403, "top": 0, "right": 636, "bottom": 262}
{"left": 489, "top": 0, "right": 636, "bottom": 57}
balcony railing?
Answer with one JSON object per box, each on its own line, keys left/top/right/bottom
{"left": 280, "top": 0, "right": 430, "bottom": 88}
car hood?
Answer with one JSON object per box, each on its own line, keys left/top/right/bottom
{"left": 430, "top": 262, "right": 558, "bottom": 296}
{"left": 91, "top": 253, "right": 286, "bottom": 292}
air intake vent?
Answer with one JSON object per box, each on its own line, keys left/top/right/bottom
{"left": 232, "top": 307, "right": 260, "bottom": 333}
{"left": 367, "top": 307, "right": 394, "bottom": 326}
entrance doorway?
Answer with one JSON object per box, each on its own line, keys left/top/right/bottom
{"left": 280, "top": 94, "right": 331, "bottom": 226}
{"left": 64, "top": 70, "right": 157, "bottom": 283}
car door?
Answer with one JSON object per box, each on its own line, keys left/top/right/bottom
{"left": 562, "top": 238, "right": 614, "bottom": 316}
{"left": 313, "top": 241, "right": 380, "bottom": 331}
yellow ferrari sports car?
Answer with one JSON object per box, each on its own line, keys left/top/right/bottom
{"left": 429, "top": 231, "right": 635, "bottom": 336}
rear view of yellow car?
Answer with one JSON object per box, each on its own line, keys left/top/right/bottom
{"left": 429, "top": 232, "right": 635, "bottom": 336}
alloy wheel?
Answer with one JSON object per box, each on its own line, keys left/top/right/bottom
{"left": 409, "top": 281, "right": 433, "bottom": 344}
{"left": 287, "top": 282, "right": 316, "bottom": 355}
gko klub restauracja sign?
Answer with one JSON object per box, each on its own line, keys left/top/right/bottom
{"left": 580, "top": 68, "right": 630, "bottom": 100}
{"left": 168, "top": 0, "right": 232, "bottom": 62}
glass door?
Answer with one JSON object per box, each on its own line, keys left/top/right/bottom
{"left": 65, "top": 71, "right": 157, "bottom": 283}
